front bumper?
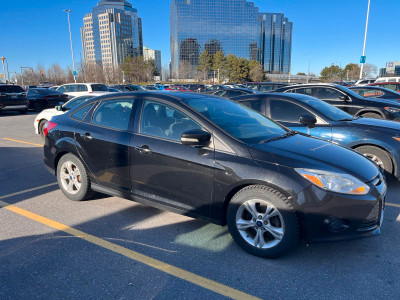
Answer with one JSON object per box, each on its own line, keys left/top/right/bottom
{"left": 297, "top": 173, "right": 386, "bottom": 243}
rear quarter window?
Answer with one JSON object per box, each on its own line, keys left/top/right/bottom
{"left": 91, "top": 84, "right": 108, "bottom": 92}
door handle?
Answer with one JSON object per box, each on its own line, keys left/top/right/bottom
{"left": 83, "top": 132, "right": 93, "bottom": 141}
{"left": 134, "top": 145, "right": 152, "bottom": 154}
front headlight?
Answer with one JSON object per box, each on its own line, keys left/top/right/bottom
{"left": 295, "top": 168, "right": 370, "bottom": 195}
{"left": 384, "top": 107, "right": 400, "bottom": 113}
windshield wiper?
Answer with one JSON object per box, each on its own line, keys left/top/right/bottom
{"left": 259, "top": 130, "right": 297, "bottom": 144}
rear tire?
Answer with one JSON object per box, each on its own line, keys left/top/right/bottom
{"left": 227, "top": 185, "right": 299, "bottom": 258}
{"left": 360, "top": 112, "right": 382, "bottom": 119}
{"left": 356, "top": 145, "right": 393, "bottom": 175}
{"left": 57, "top": 153, "right": 92, "bottom": 201}
{"left": 38, "top": 119, "right": 48, "bottom": 140}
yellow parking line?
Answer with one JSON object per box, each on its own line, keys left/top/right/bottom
{"left": 0, "top": 188, "right": 260, "bottom": 300}
{"left": 387, "top": 202, "right": 400, "bottom": 208}
{"left": 2, "top": 138, "right": 43, "bottom": 147}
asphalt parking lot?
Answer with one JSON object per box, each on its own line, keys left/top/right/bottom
{"left": 0, "top": 111, "right": 399, "bottom": 299}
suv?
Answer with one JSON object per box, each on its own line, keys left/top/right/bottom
{"left": 0, "top": 84, "right": 28, "bottom": 114}
{"left": 368, "top": 82, "right": 400, "bottom": 92}
{"left": 276, "top": 83, "right": 400, "bottom": 120}
{"left": 246, "top": 82, "right": 291, "bottom": 92}
{"left": 57, "top": 83, "right": 109, "bottom": 97}
{"left": 354, "top": 79, "right": 376, "bottom": 86}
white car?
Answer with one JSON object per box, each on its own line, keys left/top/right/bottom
{"left": 56, "top": 83, "right": 109, "bottom": 98}
{"left": 34, "top": 94, "right": 106, "bottom": 138}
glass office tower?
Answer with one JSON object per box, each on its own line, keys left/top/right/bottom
{"left": 170, "top": 0, "right": 293, "bottom": 78}
{"left": 81, "top": 0, "right": 143, "bottom": 69}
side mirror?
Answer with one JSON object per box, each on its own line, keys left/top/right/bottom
{"left": 181, "top": 129, "right": 211, "bottom": 147}
{"left": 55, "top": 105, "right": 63, "bottom": 111}
{"left": 339, "top": 95, "right": 350, "bottom": 101}
{"left": 299, "top": 114, "right": 317, "bottom": 129}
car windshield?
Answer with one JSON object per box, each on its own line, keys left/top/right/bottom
{"left": 91, "top": 84, "right": 109, "bottom": 92}
{"left": 300, "top": 96, "right": 355, "bottom": 121}
{"left": 184, "top": 96, "right": 287, "bottom": 144}
{"left": 63, "top": 95, "right": 94, "bottom": 110}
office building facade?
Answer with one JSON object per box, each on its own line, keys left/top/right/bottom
{"left": 143, "top": 47, "right": 162, "bottom": 75}
{"left": 170, "top": 0, "right": 293, "bottom": 78}
{"left": 81, "top": 0, "right": 143, "bottom": 69}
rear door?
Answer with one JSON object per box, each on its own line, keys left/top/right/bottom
{"left": 75, "top": 98, "right": 138, "bottom": 193}
{"left": 310, "top": 87, "right": 355, "bottom": 115}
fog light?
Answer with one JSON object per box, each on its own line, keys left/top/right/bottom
{"left": 323, "top": 216, "right": 349, "bottom": 232}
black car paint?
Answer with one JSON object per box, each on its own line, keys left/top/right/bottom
{"left": 44, "top": 92, "right": 384, "bottom": 243}
{"left": 27, "top": 88, "right": 68, "bottom": 110}
{"left": 276, "top": 83, "right": 400, "bottom": 121}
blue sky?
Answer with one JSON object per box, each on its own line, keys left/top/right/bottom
{"left": 0, "top": 0, "right": 399, "bottom": 77}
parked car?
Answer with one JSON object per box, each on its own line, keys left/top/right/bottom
{"left": 0, "top": 84, "right": 28, "bottom": 114}
{"left": 34, "top": 94, "right": 99, "bottom": 138}
{"left": 233, "top": 93, "right": 400, "bottom": 177}
{"left": 206, "top": 84, "right": 227, "bottom": 91}
{"left": 165, "top": 85, "right": 193, "bottom": 92}
{"left": 182, "top": 84, "right": 207, "bottom": 92}
{"left": 333, "top": 81, "right": 353, "bottom": 87}
{"left": 246, "top": 82, "right": 291, "bottom": 92}
{"left": 275, "top": 83, "right": 400, "bottom": 120}
{"left": 43, "top": 92, "right": 385, "bottom": 258}
{"left": 208, "top": 88, "right": 257, "bottom": 98}
{"left": 144, "top": 86, "right": 159, "bottom": 91}
{"left": 108, "top": 88, "right": 120, "bottom": 93}
{"left": 27, "top": 88, "right": 69, "bottom": 111}
{"left": 107, "top": 84, "right": 134, "bottom": 92}
{"left": 375, "top": 77, "right": 400, "bottom": 83}
{"left": 354, "top": 79, "right": 376, "bottom": 86}
{"left": 368, "top": 82, "right": 400, "bottom": 92}
{"left": 49, "top": 86, "right": 60, "bottom": 90}
{"left": 127, "top": 84, "right": 147, "bottom": 91}
{"left": 57, "top": 83, "right": 109, "bottom": 97}
{"left": 350, "top": 86, "right": 400, "bottom": 101}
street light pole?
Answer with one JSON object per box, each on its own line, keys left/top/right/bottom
{"left": 64, "top": 9, "right": 77, "bottom": 83}
{"left": 359, "top": 0, "right": 371, "bottom": 79}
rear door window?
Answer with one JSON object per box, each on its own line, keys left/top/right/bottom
{"left": 259, "top": 85, "right": 273, "bottom": 92}
{"left": 71, "top": 104, "right": 94, "bottom": 121}
{"left": 77, "top": 85, "right": 88, "bottom": 92}
{"left": 92, "top": 100, "right": 135, "bottom": 131}
{"left": 314, "top": 87, "right": 342, "bottom": 100}
{"left": 383, "top": 84, "right": 397, "bottom": 91}
{"left": 240, "top": 100, "right": 262, "bottom": 113}
{"left": 293, "top": 88, "right": 314, "bottom": 96}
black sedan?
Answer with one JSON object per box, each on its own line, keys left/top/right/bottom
{"left": 233, "top": 93, "right": 400, "bottom": 178}
{"left": 27, "top": 88, "right": 68, "bottom": 111}
{"left": 350, "top": 86, "right": 400, "bottom": 101}
{"left": 43, "top": 92, "right": 385, "bottom": 258}
{"left": 276, "top": 83, "right": 400, "bottom": 120}
{"left": 206, "top": 88, "right": 257, "bottom": 98}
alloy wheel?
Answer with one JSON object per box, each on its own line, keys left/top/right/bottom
{"left": 59, "top": 161, "right": 82, "bottom": 195}
{"left": 235, "top": 199, "right": 285, "bottom": 249}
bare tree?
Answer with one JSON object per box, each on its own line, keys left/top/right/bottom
{"left": 362, "top": 63, "right": 377, "bottom": 78}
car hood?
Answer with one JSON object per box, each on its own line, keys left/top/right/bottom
{"left": 350, "top": 117, "right": 400, "bottom": 131}
{"left": 250, "top": 134, "right": 379, "bottom": 182}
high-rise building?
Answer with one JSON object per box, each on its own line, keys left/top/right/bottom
{"left": 81, "top": 0, "right": 143, "bottom": 69}
{"left": 170, "top": 0, "right": 293, "bottom": 78}
{"left": 143, "top": 47, "right": 162, "bottom": 75}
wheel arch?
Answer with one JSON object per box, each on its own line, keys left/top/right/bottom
{"left": 221, "top": 180, "right": 296, "bottom": 226}
{"left": 352, "top": 143, "right": 396, "bottom": 176}
{"left": 355, "top": 109, "right": 385, "bottom": 118}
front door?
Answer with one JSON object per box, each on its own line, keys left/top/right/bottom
{"left": 268, "top": 99, "right": 332, "bottom": 140}
{"left": 129, "top": 99, "right": 215, "bottom": 216}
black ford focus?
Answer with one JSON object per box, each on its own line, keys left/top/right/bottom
{"left": 43, "top": 92, "right": 386, "bottom": 258}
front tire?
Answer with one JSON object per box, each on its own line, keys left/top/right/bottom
{"left": 57, "top": 153, "right": 92, "bottom": 201}
{"left": 360, "top": 112, "right": 382, "bottom": 119}
{"left": 356, "top": 145, "right": 393, "bottom": 175}
{"left": 227, "top": 185, "right": 299, "bottom": 258}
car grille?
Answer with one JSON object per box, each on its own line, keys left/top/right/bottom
{"left": 358, "top": 173, "right": 385, "bottom": 231}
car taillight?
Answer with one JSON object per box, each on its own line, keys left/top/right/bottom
{"left": 43, "top": 121, "right": 57, "bottom": 137}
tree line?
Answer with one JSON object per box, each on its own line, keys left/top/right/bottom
{"left": 320, "top": 63, "right": 377, "bottom": 82}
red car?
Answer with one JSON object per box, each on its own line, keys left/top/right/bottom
{"left": 165, "top": 85, "right": 193, "bottom": 92}
{"left": 368, "top": 82, "right": 400, "bottom": 92}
